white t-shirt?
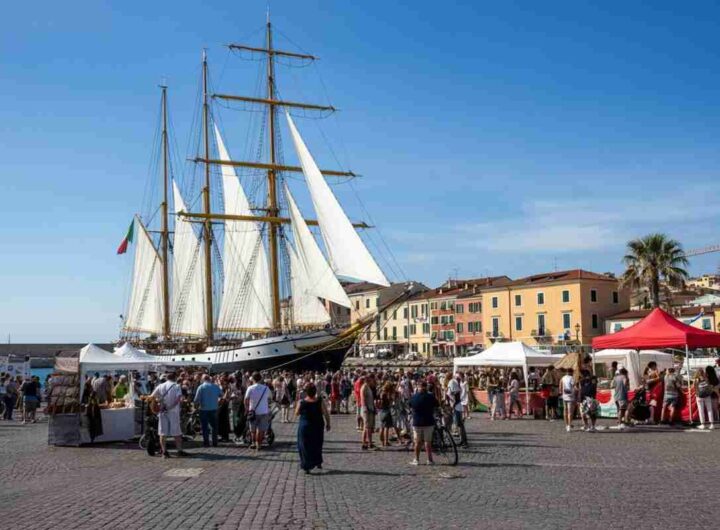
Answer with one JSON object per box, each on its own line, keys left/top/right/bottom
{"left": 560, "top": 375, "right": 575, "bottom": 402}
{"left": 447, "top": 378, "right": 463, "bottom": 412}
{"left": 245, "top": 383, "right": 271, "bottom": 415}
{"left": 151, "top": 381, "right": 182, "bottom": 413}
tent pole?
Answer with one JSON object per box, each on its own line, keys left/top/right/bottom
{"left": 524, "top": 361, "right": 530, "bottom": 418}
{"left": 685, "top": 344, "right": 694, "bottom": 427}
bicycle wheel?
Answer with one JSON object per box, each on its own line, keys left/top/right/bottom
{"left": 432, "top": 427, "right": 458, "bottom": 466}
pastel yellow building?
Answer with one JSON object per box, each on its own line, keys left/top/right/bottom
{"left": 480, "top": 270, "right": 629, "bottom": 347}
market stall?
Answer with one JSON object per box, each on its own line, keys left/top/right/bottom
{"left": 454, "top": 341, "right": 563, "bottom": 415}
{"left": 592, "top": 308, "right": 720, "bottom": 423}
{"left": 48, "top": 343, "right": 208, "bottom": 446}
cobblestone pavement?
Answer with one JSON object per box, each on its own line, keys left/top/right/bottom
{"left": 1, "top": 414, "right": 718, "bottom": 529}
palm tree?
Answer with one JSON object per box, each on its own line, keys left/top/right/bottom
{"left": 622, "top": 233, "right": 689, "bottom": 308}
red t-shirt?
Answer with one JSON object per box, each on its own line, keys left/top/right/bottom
{"left": 353, "top": 379, "right": 363, "bottom": 401}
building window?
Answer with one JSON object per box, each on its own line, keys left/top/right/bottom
{"left": 537, "top": 314, "right": 546, "bottom": 335}
{"left": 469, "top": 302, "right": 481, "bottom": 313}
{"left": 392, "top": 326, "right": 397, "bottom": 340}
{"left": 393, "top": 310, "right": 397, "bottom": 319}
{"left": 403, "top": 307, "right": 408, "bottom": 319}
{"left": 612, "top": 291, "right": 619, "bottom": 304}
{"left": 590, "top": 289, "right": 597, "bottom": 303}
{"left": 702, "top": 318, "right": 712, "bottom": 330}
{"left": 456, "top": 304, "right": 464, "bottom": 314}
{"left": 410, "top": 324, "right": 417, "bottom": 334}
{"left": 366, "top": 330, "right": 371, "bottom": 340}
{"left": 449, "top": 315, "right": 454, "bottom": 324}
{"left": 411, "top": 343, "right": 418, "bottom": 353}
{"left": 592, "top": 314, "right": 599, "bottom": 329}
{"left": 365, "top": 299, "right": 370, "bottom": 309}
{"left": 492, "top": 296, "right": 498, "bottom": 309}
{"left": 563, "top": 313, "right": 571, "bottom": 330}
{"left": 403, "top": 326, "right": 408, "bottom": 338}
{"left": 537, "top": 292, "right": 544, "bottom": 305}
{"left": 514, "top": 294, "right": 522, "bottom": 306}
{"left": 562, "top": 290, "right": 570, "bottom": 303}
{"left": 430, "top": 302, "right": 437, "bottom": 310}
{"left": 422, "top": 323, "right": 430, "bottom": 334}
{"left": 446, "top": 331, "right": 455, "bottom": 341}
{"left": 515, "top": 316, "right": 523, "bottom": 331}
{"left": 456, "top": 323, "right": 463, "bottom": 333}
{"left": 383, "top": 328, "right": 388, "bottom": 340}
{"left": 355, "top": 300, "right": 360, "bottom": 310}
{"left": 383, "top": 311, "right": 387, "bottom": 320}
{"left": 431, "top": 316, "right": 438, "bottom": 325}
{"left": 411, "top": 305, "right": 417, "bottom": 318}
{"left": 422, "top": 304, "right": 428, "bottom": 315}
{"left": 492, "top": 317, "right": 499, "bottom": 337}
{"left": 613, "top": 323, "right": 622, "bottom": 332}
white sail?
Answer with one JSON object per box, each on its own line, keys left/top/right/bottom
{"left": 171, "top": 181, "right": 206, "bottom": 336}
{"left": 285, "top": 113, "right": 389, "bottom": 286}
{"left": 124, "top": 217, "right": 164, "bottom": 334}
{"left": 284, "top": 184, "right": 351, "bottom": 308}
{"left": 288, "top": 242, "right": 331, "bottom": 326}
{"left": 214, "top": 125, "right": 273, "bottom": 331}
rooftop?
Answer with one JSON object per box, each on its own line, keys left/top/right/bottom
{"left": 608, "top": 305, "right": 717, "bottom": 321}
{"left": 507, "top": 269, "right": 618, "bottom": 287}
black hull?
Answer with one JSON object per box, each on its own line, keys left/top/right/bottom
{"left": 209, "top": 345, "right": 349, "bottom": 374}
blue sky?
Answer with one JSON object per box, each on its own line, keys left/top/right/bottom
{"left": 2, "top": 1, "right": 719, "bottom": 341}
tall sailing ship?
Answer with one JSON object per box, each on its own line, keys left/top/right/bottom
{"left": 120, "top": 19, "right": 407, "bottom": 372}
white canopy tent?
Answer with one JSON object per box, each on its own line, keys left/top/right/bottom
{"left": 592, "top": 349, "right": 673, "bottom": 388}
{"left": 454, "top": 342, "right": 563, "bottom": 414}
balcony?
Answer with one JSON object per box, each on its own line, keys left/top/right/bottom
{"left": 531, "top": 329, "right": 552, "bottom": 342}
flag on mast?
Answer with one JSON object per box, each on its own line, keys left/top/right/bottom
{"left": 116, "top": 219, "right": 135, "bottom": 254}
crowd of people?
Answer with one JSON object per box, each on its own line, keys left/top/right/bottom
{"left": 6, "top": 356, "right": 720, "bottom": 473}
{"left": 0, "top": 373, "right": 46, "bottom": 423}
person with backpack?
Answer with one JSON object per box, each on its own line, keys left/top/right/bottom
{"left": 693, "top": 368, "right": 716, "bottom": 430}
{"left": 611, "top": 367, "right": 630, "bottom": 429}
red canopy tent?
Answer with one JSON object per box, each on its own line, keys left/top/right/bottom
{"left": 592, "top": 308, "right": 720, "bottom": 424}
{"left": 592, "top": 307, "right": 720, "bottom": 350}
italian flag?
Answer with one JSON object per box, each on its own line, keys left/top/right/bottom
{"left": 116, "top": 219, "right": 135, "bottom": 255}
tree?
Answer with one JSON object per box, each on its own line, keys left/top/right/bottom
{"left": 622, "top": 233, "right": 689, "bottom": 308}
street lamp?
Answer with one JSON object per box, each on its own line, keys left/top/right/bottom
{"left": 574, "top": 323, "right": 581, "bottom": 343}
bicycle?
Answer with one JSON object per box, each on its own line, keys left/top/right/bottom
{"left": 241, "top": 403, "right": 278, "bottom": 447}
{"left": 401, "top": 405, "right": 459, "bottom": 466}
{"left": 431, "top": 412, "right": 458, "bottom": 466}
{"left": 138, "top": 400, "right": 160, "bottom": 456}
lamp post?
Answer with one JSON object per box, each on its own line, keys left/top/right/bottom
{"left": 574, "top": 323, "right": 581, "bottom": 344}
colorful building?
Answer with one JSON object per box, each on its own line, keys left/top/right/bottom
{"left": 480, "top": 270, "right": 629, "bottom": 348}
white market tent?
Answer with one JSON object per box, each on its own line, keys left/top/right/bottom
{"left": 454, "top": 341, "right": 563, "bottom": 414}
{"left": 592, "top": 349, "right": 673, "bottom": 388}
{"left": 113, "top": 342, "right": 162, "bottom": 362}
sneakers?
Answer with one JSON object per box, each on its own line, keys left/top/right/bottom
{"left": 410, "top": 459, "right": 419, "bottom": 466}
{"left": 709, "top": 424, "right": 715, "bottom": 430}
{"left": 698, "top": 424, "right": 706, "bottom": 430}
{"left": 565, "top": 425, "right": 572, "bottom": 432}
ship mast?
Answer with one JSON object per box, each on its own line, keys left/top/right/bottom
{"left": 160, "top": 85, "right": 171, "bottom": 339}
{"left": 201, "top": 51, "right": 214, "bottom": 343}
{"left": 265, "top": 20, "right": 281, "bottom": 328}
{"left": 181, "top": 19, "right": 367, "bottom": 333}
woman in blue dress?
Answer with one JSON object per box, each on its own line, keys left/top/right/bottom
{"left": 295, "top": 382, "right": 331, "bottom": 474}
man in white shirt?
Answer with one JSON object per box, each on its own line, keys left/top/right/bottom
{"left": 151, "top": 372, "right": 187, "bottom": 458}
{"left": 559, "top": 369, "right": 576, "bottom": 433}
{"left": 244, "top": 372, "right": 272, "bottom": 450}
{"left": 447, "top": 374, "right": 468, "bottom": 447}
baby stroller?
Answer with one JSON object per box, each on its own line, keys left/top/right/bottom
{"left": 241, "top": 403, "right": 278, "bottom": 447}
{"left": 627, "top": 390, "right": 650, "bottom": 424}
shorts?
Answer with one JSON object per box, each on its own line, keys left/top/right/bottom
{"left": 249, "top": 413, "right": 271, "bottom": 432}
{"left": 362, "top": 411, "right": 375, "bottom": 430}
{"left": 356, "top": 405, "right": 363, "bottom": 417}
{"left": 413, "top": 426, "right": 434, "bottom": 443}
{"left": 158, "top": 411, "right": 182, "bottom": 437}
{"left": 663, "top": 396, "right": 678, "bottom": 407}
{"left": 379, "top": 409, "right": 393, "bottom": 428}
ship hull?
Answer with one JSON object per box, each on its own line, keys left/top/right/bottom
{"left": 169, "top": 329, "right": 353, "bottom": 373}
